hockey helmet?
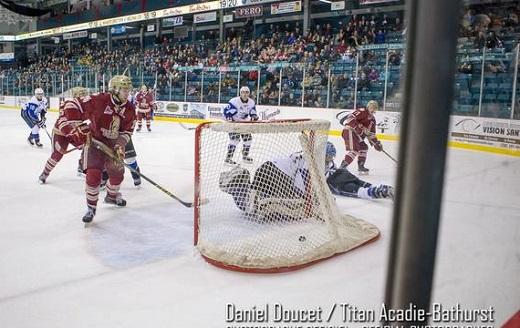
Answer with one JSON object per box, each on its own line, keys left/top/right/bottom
{"left": 326, "top": 142, "right": 336, "bottom": 160}
{"left": 366, "top": 100, "right": 379, "bottom": 113}
{"left": 34, "top": 88, "right": 44, "bottom": 99}
{"left": 109, "top": 75, "right": 133, "bottom": 104}
{"left": 70, "top": 87, "right": 88, "bottom": 98}
{"left": 240, "top": 86, "right": 250, "bottom": 100}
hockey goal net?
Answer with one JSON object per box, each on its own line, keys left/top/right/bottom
{"left": 194, "top": 119, "right": 379, "bottom": 272}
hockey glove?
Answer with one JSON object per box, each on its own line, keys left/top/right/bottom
{"left": 70, "top": 123, "right": 90, "bottom": 146}
{"left": 37, "top": 118, "right": 47, "bottom": 128}
{"left": 373, "top": 140, "right": 383, "bottom": 152}
{"left": 114, "top": 144, "right": 125, "bottom": 162}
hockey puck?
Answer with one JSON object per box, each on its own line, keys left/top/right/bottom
{"left": 298, "top": 236, "right": 306, "bottom": 242}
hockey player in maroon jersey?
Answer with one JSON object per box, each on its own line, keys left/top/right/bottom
{"left": 71, "top": 75, "right": 137, "bottom": 224}
{"left": 38, "top": 87, "right": 90, "bottom": 184}
{"left": 338, "top": 100, "right": 383, "bottom": 175}
{"left": 135, "top": 85, "right": 155, "bottom": 132}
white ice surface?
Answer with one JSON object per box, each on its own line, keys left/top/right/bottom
{"left": 0, "top": 109, "right": 518, "bottom": 327}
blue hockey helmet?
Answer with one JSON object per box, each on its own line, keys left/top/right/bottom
{"left": 326, "top": 142, "right": 336, "bottom": 159}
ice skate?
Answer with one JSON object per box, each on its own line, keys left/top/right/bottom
{"left": 82, "top": 206, "right": 96, "bottom": 226}
{"left": 38, "top": 172, "right": 48, "bottom": 184}
{"left": 104, "top": 193, "right": 127, "bottom": 207}
{"left": 358, "top": 163, "right": 369, "bottom": 175}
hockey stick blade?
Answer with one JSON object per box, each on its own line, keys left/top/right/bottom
{"left": 91, "top": 138, "right": 199, "bottom": 208}
{"left": 179, "top": 122, "right": 196, "bottom": 131}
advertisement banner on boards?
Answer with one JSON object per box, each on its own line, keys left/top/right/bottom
{"left": 154, "top": 101, "right": 207, "bottom": 119}
{"left": 450, "top": 116, "right": 520, "bottom": 149}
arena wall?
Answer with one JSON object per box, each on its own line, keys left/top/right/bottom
{"left": 1, "top": 95, "right": 518, "bottom": 157}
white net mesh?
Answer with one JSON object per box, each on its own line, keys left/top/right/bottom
{"left": 195, "top": 120, "right": 379, "bottom": 272}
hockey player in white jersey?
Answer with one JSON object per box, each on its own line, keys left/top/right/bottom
{"left": 223, "top": 86, "right": 259, "bottom": 165}
{"left": 219, "top": 151, "right": 310, "bottom": 219}
{"left": 219, "top": 142, "right": 394, "bottom": 218}
{"left": 20, "top": 88, "right": 48, "bottom": 147}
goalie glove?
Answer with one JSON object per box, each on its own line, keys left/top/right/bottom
{"left": 373, "top": 140, "right": 383, "bottom": 152}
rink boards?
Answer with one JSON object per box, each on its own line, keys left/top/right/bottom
{"left": 1, "top": 95, "right": 518, "bottom": 157}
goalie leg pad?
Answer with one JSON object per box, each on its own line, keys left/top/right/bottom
{"left": 219, "top": 166, "right": 252, "bottom": 212}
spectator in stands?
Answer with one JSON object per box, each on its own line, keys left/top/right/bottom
{"left": 375, "top": 30, "right": 386, "bottom": 44}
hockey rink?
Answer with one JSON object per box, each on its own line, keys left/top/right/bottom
{"left": 0, "top": 108, "right": 518, "bottom": 327}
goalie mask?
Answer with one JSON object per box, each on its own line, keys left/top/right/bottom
{"left": 239, "top": 86, "right": 250, "bottom": 102}
{"left": 109, "top": 75, "right": 133, "bottom": 105}
{"left": 141, "top": 85, "right": 148, "bottom": 93}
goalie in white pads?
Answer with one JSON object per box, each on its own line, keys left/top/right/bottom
{"left": 219, "top": 151, "right": 311, "bottom": 220}
{"left": 219, "top": 142, "right": 393, "bottom": 218}
{"left": 223, "top": 86, "right": 259, "bottom": 165}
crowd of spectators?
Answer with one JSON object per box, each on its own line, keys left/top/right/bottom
{"left": 2, "top": 13, "right": 405, "bottom": 106}
{"left": 2, "top": 5, "right": 519, "bottom": 110}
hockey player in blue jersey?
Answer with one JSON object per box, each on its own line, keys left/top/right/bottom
{"left": 223, "top": 86, "right": 259, "bottom": 165}
{"left": 21, "top": 88, "right": 48, "bottom": 147}
{"left": 325, "top": 142, "right": 394, "bottom": 200}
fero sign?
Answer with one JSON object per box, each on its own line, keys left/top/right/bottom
{"left": 235, "top": 5, "right": 263, "bottom": 18}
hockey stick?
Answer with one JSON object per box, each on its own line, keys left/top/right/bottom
{"left": 178, "top": 122, "right": 196, "bottom": 131}
{"left": 43, "top": 126, "right": 52, "bottom": 141}
{"left": 90, "top": 138, "right": 200, "bottom": 208}
{"left": 367, "top": 138, "right": 398, "bottom": 164}
{"left": 64, "top": 145, "right": 81, "bottom": 154}
{"left": 382, "top": 149, "right": 398, "bottom": 164}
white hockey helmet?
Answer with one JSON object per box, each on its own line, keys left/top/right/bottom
{"left": 34, "top": 88, "right": 44, "bottom": 98}
{"left": 240, "top": 86, "right": 250, "bottom": 100}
